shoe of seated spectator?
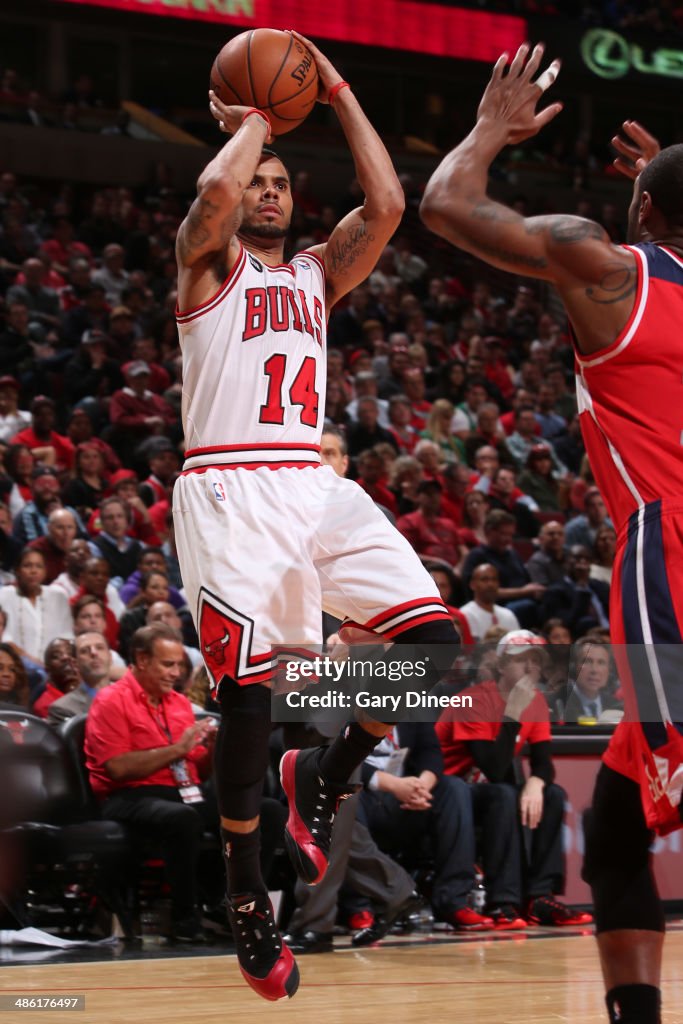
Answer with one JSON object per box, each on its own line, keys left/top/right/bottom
{"left": 227, "top": 892, "right": 299, "bottom": 1001}
{"left": 351, "top": 891, "right": 423, "bottom": 947}
{"left": 487, "top": 904, "right": 528, "bottom": 930}
{"left": 439, "top": 907, "right": 495, "bottom": 931}
{"left": 169, "top": 914, "right": 207, "bottom": 943}
{"left": 280, "top": 747, "right": 360, "bottom": 885}
{"left": 201, "top": 900, "right": 232, "bottom": 938}
{"left": 347, "top": 910, "right": 374, "bottom": 931}
{"left": 525, "top": 896, "right": 594, "bottom": 927}
{"left": 281, "top": 929, "right": 334, "bottom": 954}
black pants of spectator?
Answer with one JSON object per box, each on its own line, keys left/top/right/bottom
{"left": 357, "top": 776, "right": 475, "bottom": 919}
{"left": 289, "top": 791, "right": 415, "bottom": 934}
{"left": 101, "top": 785, "right": 208, "bottom": 924}
{"left": 470, "top": 782, "right": 566, "bottom": 908}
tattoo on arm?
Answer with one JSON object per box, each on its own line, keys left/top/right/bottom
{"left": 178, "top": 195, "right": 238, "bottom": 261}
{"left": 548, "top": 218, "right": 607, "bottom": 245}
{"left": 328, "top": 220, "right": 375, "bottom": 277}
{"left": 585, "top": 263, "right": 637, "bottom": 304}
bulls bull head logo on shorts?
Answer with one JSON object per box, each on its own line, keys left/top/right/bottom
{"left": 204, "top": 630, "right": 231, "bottom": 666}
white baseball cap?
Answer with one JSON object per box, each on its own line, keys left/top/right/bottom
{"left": 496, "top": 629, "right": 547, "bottom": 658}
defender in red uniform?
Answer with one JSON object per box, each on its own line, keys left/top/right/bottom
{"left": 420, "top": 42, "right": 679, "bottom": 1024}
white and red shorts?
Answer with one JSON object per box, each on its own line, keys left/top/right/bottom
{"left": 173, "top": 456, "right": 449, "bottom": 691}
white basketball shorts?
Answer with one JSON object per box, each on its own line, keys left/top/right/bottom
{"left": 173, "top": 464, "right": 450, "bottom": 688}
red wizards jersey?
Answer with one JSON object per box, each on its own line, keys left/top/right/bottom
{"left": 576, "top": 242, "right": 683, "bottom": 835}
{"left": 576, "top": 243, "right": 683, "bottom": 533}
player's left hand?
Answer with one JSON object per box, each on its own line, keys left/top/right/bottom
{"left": 288, "top": 30, "right": 344, "bottom": 104}
{"left": 519, "top": 776, "right": 544, "bottom": 830}
{"left": 477, "top": 42, "right": 563, "bottom": 146}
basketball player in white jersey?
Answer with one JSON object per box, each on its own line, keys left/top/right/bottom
{"left": 173, "top": 32, "right": 460, "bottom": 1000}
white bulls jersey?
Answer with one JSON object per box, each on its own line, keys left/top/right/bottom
{"left": 177, "top": 243, "right": 326, "bottom": 471}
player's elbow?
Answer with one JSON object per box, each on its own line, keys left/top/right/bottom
{"left": 371, "top": 187, "right": 405, "bottom": 228}
{"left": 196, "top": 174, "right": 241, "bottom": 211}
{"left": 419, "top": 189, "right": 443, "bottom": 232}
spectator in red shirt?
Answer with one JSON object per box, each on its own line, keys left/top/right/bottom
{"left": 137, "top": 436, "right": 180, "bottom": 506}
{"left": 87, "top": 471, "right": 160, "bottom": 546}
{"left": 396, "top": 479, "right": 463, "bottom": 567}
{"left": 402, "top": 367, "right": 432, "bottom": 433}
{"left": 84, "top": 623, "right": 217, "bottom": 942}
{"left": 436, "top": 630, "right": 591, "bottom": 929}
{"left": 12, "top": 396, "right": 75, "bottom": 473}
{"left": 31, "top": 636, "right": 80, "bottom": 718}
{"left": 439, "top": 462, "right": 471, "bottom": 527}
{"left": 129, "top": 337, "right": 171, "bottom": 395}
{"left": 109, "top": 361, "right": 175, "bottom": 461}
{"left": 355, "top": 449, "right": 398, "bottom": 518}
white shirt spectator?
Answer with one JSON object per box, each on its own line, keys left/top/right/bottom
{"left": 460, "top": 601, "right": 520, "bottom": 642}
{"left": 51, "top": 571, "right": 126, "bottom": 619}
{"left": 0, "top": 584, "right": 73, "bottom": 661}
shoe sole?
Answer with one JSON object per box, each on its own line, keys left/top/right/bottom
{"left": 280, "top": 751, "right": 328, "bottom": 886}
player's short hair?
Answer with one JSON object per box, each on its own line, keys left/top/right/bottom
{"left": 259, "top": 147, "right": 290, "bottom": 181}
{"left": 639, "top": 145, "right": 683, "bottom": 226}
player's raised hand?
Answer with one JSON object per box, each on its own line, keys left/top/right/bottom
{"left": 477, "top": 42, "right": 562, "bottom": 146}
{"left": 208, "top": 90, "right": 273, "bottom": 142}
{"left": 288, "top": 30, "right": 344, "bottom": 103}
{"left": 611, "top": 121, "right": 660, "bottom": 180}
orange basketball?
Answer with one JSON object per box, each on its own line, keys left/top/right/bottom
{"left": 210, "top": 29, "right": 318, "bottom": 136}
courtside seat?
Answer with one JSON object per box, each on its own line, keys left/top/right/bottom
{"left": 0, "top": 710, "right": 131, "bottom": 935}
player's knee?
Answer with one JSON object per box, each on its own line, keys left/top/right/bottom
{"left": 393, "top": 618, "right": 461, "bottom": 675}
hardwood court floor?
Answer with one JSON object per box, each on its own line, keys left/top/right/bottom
{"left": 2, "top": 926, "right": 683, "bottom": 1024}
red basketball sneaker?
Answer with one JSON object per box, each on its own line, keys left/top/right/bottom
{"left": 280, "top": 747, "right": 359, "bottom": 885}
{"left": 525, "top": 896, "right": 594, "bottom": 927}
{"left": 227, "top": 892, "right": 299, "bottom": 1001}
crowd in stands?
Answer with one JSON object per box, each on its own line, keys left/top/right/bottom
{"left": 0, "top": 158, "right": 623, "bottom": 943}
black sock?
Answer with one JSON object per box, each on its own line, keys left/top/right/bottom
{"left": 319, "top": 721, "right": 381, "bottom": 785}
{"left": 221, "top": 827, "right": 266, "bottom": 897}
{"left": 606, "top": 985, "right": 661, "bottom": 1024}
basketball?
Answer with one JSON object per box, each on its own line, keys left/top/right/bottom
{"left": 210, "top": 29, "right": 319, "bottom": 136}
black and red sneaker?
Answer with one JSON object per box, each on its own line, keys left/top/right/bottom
{"left": 525, "top": 896, "right": 593, "bottom": 927}
{"left": 227, "top": 892, "right": 299, "bottom": 1001}
{"left": 487, "top": 904, "right": 528, "bottom": 930}
{"left": 280, "top": 747, "right": 359, "bottom": 885}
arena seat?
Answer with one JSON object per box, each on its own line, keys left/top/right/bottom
{"left": 0, "top": 710, "right": 133, "bottom": 937}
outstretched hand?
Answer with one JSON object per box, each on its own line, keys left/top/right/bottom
{"left": 477, "top": 42, "right": 562, "bottom": 146}
{"left": 611, "top": 121, "right": 660, "bottom": 180}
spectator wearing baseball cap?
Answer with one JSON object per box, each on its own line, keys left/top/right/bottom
{"left": 108, "top": 305, "right": 140, "bottom": 358}
{"left": 109, "top": 362, "right": 176, "bottom": 463}
{"left": 129, "top": 337, "right": 171, "bottom": 395}
{"left": 63, "top": 329, "right": 124, "bottom": 411}
{"left": 396, "top": 479, "right": 464, "bottom": 568}
{"left": 0, "top": 375, "right": 30, "bottom": 443}
{"left": 436, "top": 629, "right": 592, "bottom": 929}
{"left": 11, "top": 396, "right": 75, "bottom": 474}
